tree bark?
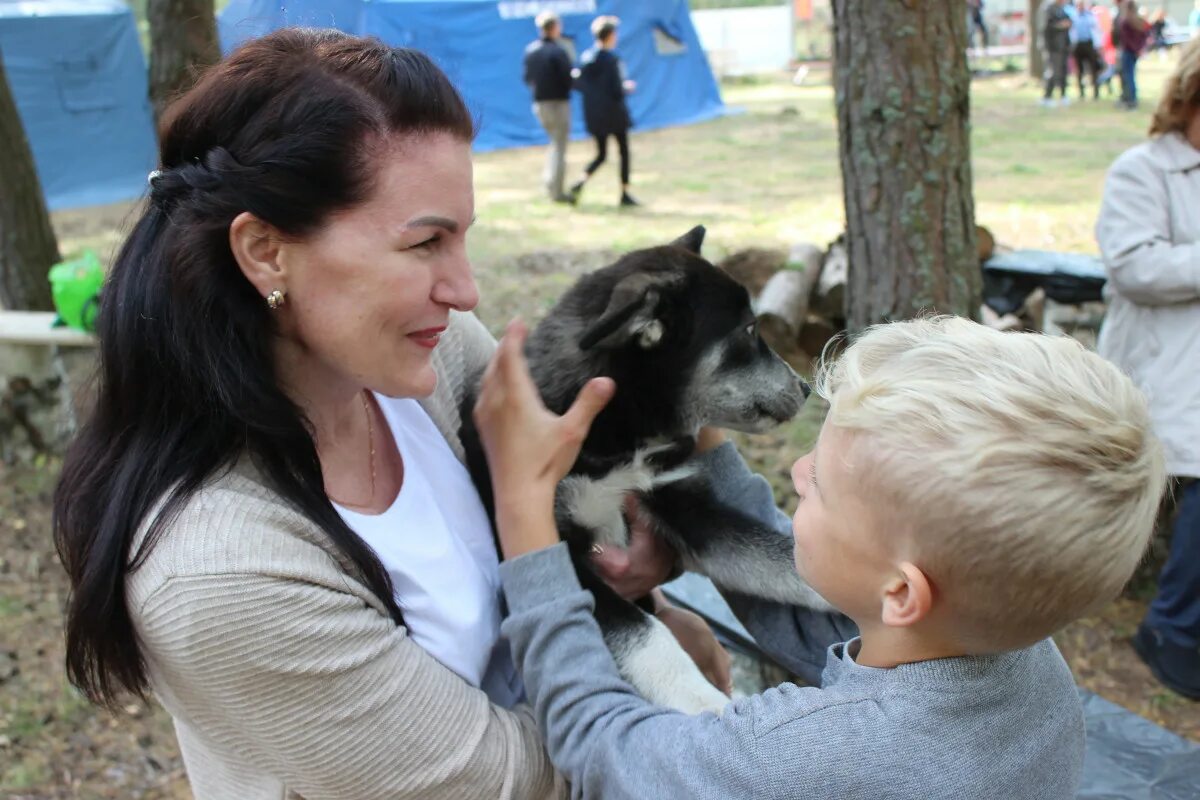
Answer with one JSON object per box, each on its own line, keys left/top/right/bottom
{"left": 1028, "top": 0, "right": 1045, "bottom": 79}
{"left": 148, "top": 0, "right": 221, "bottom": 122}
{"left": 0, "top": 52, "right": 60, "bottom": 312}
{"left": 832, "top": 0, "right": 980, "bottom": 331}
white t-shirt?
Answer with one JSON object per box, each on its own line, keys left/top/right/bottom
{"left": 335, "top": 395, "right": 522, "bottom": 708}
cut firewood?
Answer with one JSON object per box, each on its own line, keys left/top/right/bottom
{"left": 717, "top": 248, "right": 788, "bottom": 297}
{"left": 756, "top": 253, "right": 822, "bottom": 338}
{"left": 796, "top": 314, "right": 840, "bottom": 361}
{"left": 977, "top": 224, "right": 996, "bottom": 264}
{"left": 980, "top": 303, "right": 1022, "bottom": 331}
{"left": 813, "top": 237, "right": 847, "bottom": 321}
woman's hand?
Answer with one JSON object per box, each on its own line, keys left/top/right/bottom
{"left": 653, "top": 592, "right": 734, "bottom": 696}
{"left": 591, "top": 496, "right": 678, "bottom": 600}
{"left": 474, "top": 319, "right": 614, "bottom": 559}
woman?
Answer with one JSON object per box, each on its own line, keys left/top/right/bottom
{"left": 1117, "top": 0, "right": 1150, "bottom": 108}
{"left": 569, "top": 15, "right": 639, "bottom": 207}
{"left": 1095, "top": 37, "right": 1200, "bottom": 700}
{"left": 53, "top": 29, "right": 726, "bottom": 797}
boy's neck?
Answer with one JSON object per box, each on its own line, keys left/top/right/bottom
{"left": 853, "top": 623, "right": 969, "bottom": 669}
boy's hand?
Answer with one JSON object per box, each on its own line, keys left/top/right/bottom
{"left": 474, "top": 319, "right": 615, "bottom": 557}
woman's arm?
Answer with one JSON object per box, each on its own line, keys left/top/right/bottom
{"left": 1095, "top": 148, "right": 1200, "bottom": 306}
{"left": 136, "top": 568, "right": 566, "bottom": 799}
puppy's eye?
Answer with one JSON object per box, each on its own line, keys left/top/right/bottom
{"left": 745, "top": 321, "right": 758, "bottom": 338}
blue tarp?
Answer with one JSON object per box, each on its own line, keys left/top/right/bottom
{"left": 0, "top": 0, "right": 157, "bottom": 209}
{"left": 218, "top": 0, "right": 726, "bottom": 151}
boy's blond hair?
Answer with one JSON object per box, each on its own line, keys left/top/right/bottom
{"left": 815, "top": 317, "right": 1165, "bottom": 651}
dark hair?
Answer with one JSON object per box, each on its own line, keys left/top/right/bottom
{"left": 53, "top": 28, "right": 475, "bottom": 709}
{"left": 591, "top": 15, "right": 619, "bottom": 43}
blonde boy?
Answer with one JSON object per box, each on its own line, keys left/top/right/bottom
{"left": 477, "top": 316, "right": 1166, "bottom": 799}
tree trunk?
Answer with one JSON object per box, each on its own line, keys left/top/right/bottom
{"left": 832, "top": 0, "right": 980, "bottom": 331}
{"left": 148, "top": 0, "right": 221, "bottom": 122}
{"left": 1028, "top": 0, "right": 1045, "bottom": 79}
{"left": 0, "top": 52, "right": 60, "bottom": 312}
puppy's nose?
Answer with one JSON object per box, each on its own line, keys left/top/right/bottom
{"left": 798, "top": 378, "right": 812, "bottom": 399}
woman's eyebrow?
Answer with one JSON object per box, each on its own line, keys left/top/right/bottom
{"left": 406, "top": 215, "right": 460, "bottom": 232}
{"left": 404, "top": 215, "right": 477, "bottom": 233}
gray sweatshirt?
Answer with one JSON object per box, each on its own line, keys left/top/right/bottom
{"left": 499, "top": 443, "right": 1085, "bottom": 799}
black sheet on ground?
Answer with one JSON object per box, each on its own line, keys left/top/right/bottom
{"left": 983, "top": 249, "right": 1108, "bottom": 314}
{"left": 664, "top": 574, "right": 1200, "bottom": 798}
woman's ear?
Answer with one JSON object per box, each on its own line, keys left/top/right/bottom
{"left": 880, "top": 562, "right": 934, "bottom": 628}
{"left": 229, "top": 211, "right": 287, "bottom": 300}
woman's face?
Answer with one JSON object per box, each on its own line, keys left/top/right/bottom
{"left": 274, "top": 132, "right": 478, "bottom": 399}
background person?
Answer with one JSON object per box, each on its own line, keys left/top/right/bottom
{"left": 523, "top": 11, "right": 575, "bottom": 204}
{"left": 1118, "top": 0, "right": 1151, "bottom": 108}
{"left": 1072, "top": 1, "right": 1105, "bottom": 99}
{"left": 1095, "top": 37, "right": 1200, "bottom": 700}
{"left": 1043, "top": 0, "right": 1075, "bottom": 107}
{"left": 569, "top": 15, "right": 639, "bottom": 207}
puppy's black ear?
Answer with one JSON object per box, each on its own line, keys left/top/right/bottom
{"left": 579, "top": 272, "right": 674, "bottom": 351}
{"left": 671, "top": 225, "right": 706, "bottom": 254}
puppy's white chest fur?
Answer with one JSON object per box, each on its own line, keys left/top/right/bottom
{"left": 556, "top": 443, "right": 697, "bottom": 549}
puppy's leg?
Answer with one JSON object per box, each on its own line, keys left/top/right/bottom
{"left": 645, "top": 483, "right": 833, "bottom": 611}
{"left": 577, "top": 560, "right": 728, "bottom": 715}
{"left": 606, "top": 614, "right": 730, "bottom": 716}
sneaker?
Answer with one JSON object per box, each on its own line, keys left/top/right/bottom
{"left": 567, "top": 181, "right": 585, "bottom": 203}
{"left": 1040, "top": 98, "right": 1056, "bottom": 108}
{"left": 1132, "top": 624, "right": 1200, "bottom": 700}
{"left": 552, "top": 193, "right": 576, "bottom": 205}
{"left": 619, "top": 192, "right": 640, "bottom": 207}
{"left": 1059, "top": 96, "right": 1071, "bottom": 107}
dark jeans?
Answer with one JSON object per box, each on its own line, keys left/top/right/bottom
{"left": 1120, "top": 48, "right": 1140, "bottom": 105}
{"left": 1044, "top": 48, "right": 1069, "bottom": 98}
{"left": 1073, "top": 41, "right": 1101, "bottom": 97}
{"left": 971, "top": 9, "right": 988, "bottom": 48}
{"left": 585, "top": 131, "right": 631, "bottom": 186}
{"left": 1145, "top": 480, "right": 1200, "bottom": 648}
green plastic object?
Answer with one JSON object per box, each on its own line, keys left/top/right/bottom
{"left": 48, "top": 250, "right": 103, "bottom": 332}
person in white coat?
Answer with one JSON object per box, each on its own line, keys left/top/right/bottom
{"left": 1095, "top": 37, "right": 1200, "bottom": 700}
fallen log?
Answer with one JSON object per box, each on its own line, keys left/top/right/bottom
{"left": 755, "top": 243, "right": 823, "bottom": 339}
{"left": 812, "top": 237, "right": 847, "bottom": 322}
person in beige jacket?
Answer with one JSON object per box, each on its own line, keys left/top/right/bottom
{"left": 1095, "top": 37, "right": 1200, "bottom": 700}
{"left": 52, "top": 29, "right": 727, "bottom": 798}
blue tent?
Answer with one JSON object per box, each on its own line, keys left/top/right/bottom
{"left": 218, "top": 0, "right": 726, "bottom": 151}
{"left": 0, "top": 0, "right": 157, "bottom": 209}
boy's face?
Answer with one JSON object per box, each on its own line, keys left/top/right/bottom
{"left": 790, "top": 422, "right": 894, "bottom": 621}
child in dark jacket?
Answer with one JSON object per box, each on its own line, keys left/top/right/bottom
{"left": 569, "top": 15, "right": 638, "bottom": 207}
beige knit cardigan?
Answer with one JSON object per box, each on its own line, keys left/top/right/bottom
{"left": 126, "top": 311, "right": 568, "bottom": 799}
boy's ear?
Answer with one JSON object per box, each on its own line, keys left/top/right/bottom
{"left": 880, "top": 562, "right": 934, "bottom": 628}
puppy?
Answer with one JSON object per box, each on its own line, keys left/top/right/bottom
{"left": 461, "top": 226, "right": 829, "bottom": 713}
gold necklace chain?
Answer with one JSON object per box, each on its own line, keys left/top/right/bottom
{"left": 329, "top": 390, "right": 376, "bottom": 509}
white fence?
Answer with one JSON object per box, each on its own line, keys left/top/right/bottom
{"left": 692, "top": 4, "right": 794, "bottom": 77}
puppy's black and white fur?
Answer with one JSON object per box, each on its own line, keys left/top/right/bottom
{"left": 461, "top": 226, "right": 829, "bottom": 714}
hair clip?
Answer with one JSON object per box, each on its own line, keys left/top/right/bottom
{"left": 147, "top": 170, "right": 163, "bottom": 188}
